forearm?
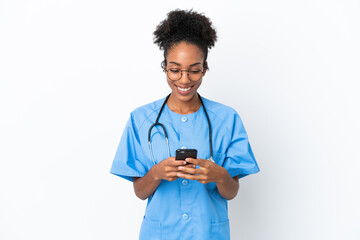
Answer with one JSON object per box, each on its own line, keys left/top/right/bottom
{"left": 215, "top": 168, "right": 239, "bottom": 200}
{"left": 133, "top": 167, "right": 162, "bottom": 200}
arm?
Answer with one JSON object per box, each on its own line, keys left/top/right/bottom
{"left": 133, "top": 167, "right": 161, "bottom": 200}
{"left": 215, "top": 170, "right": 240, "bottom": 200}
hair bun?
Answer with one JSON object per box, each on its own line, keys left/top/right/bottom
{"left": 153, "top": 8, "right": 217, "bottom": 58}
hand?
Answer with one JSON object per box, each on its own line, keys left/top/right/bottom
{"left": 151, "top": 157, "right": 197, "bottom": 181}
{"left": 177, "top": 158, "right": 226, "bottom": 184}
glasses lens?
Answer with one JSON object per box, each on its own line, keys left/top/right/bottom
{"left": 188, "top": 70, "right": 202, "bottom": 81}
{"left": 167, "top": 69, "right": 181, "bottom": 81}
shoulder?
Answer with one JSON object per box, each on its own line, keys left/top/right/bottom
{"left": 201, "top": 95, "right": 240, "bottom": 121}
{"left": 129, "top": 97, "right": 167, "bottom": 130}
{"left": 200, "top": 95, "right": 244, "bottom": 135}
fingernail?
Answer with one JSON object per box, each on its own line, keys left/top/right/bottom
{"left": 177, "top": 173, "right": 182, "bottom": 177}
{"left": 178, "top": 166, "right": 183, "bottom": 170}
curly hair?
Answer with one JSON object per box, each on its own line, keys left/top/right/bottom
{"left": 153, "top": 8, "right": 217, "bottom": 71}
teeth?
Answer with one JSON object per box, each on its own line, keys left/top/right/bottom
{"left": 177, "top": 86, "right": 191, "bottom": 92}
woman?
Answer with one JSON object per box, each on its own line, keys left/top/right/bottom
{"left": 110, "top": 8, "right": 260, "bottom": 240}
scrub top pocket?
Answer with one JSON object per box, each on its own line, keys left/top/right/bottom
{"left": 139, "top": 216, "right": 161, "bottom": 240}
{"left": 210, "top": 219, "right": 230, "bottom": 240}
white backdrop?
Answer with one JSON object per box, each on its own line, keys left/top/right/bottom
{"left": 1, "top": 1, "right": 359, "bottom": 239}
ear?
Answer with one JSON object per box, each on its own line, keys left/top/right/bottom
{"left": 203, "top": 61, "right": 208, "bottom": 76}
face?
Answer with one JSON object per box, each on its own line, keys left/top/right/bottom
{"left": 165, "top": 41, "right": 207, "bottom": 103}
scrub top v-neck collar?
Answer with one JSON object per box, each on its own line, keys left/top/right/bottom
{"left": 163, "top": 101, "right": 204, "bottom": 124}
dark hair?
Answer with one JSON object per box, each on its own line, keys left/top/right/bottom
{"left": 153, "top": 8, "right": 217, "bottom": 71}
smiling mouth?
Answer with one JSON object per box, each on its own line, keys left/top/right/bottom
{"left": 175, "top": 84, "right": 193, "bottom": 93}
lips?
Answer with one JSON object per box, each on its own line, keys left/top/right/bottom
{"left": 175, "top": 84, "right": 193, "bottom": 95}
{"left": 178, "top": 86, "right": 191, "bottom": 91}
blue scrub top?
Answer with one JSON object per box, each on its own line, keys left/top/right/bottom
{"left": 110, "top": 95, "right": 260, "bottom": 240}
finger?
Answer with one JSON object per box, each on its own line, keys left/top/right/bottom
{"left": 182, "top": 163, "right": 196, "bottom": 169}
{"left": 170, "top": 160, "right": 187, "bottom": 166}
{"left": 163, "top": 174, "right": 179, "bottom": 181}
{"left": 178, "top": 166, "right": 201, "bottom": 175}
{"left": 185, "top": 157, "right": 208, "bottom": 166}
{"left": 165, "top": 166, "right": 184, "bottom": 172}
{"left": 177, "top": 172, "right": 204, "bottom": 180}
{"left": 167, "top": 172, "right": 181, "bottom": 177}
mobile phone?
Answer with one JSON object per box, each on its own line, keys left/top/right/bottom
{"left": 176, "top": 149, "right": 197, "bottom": 164}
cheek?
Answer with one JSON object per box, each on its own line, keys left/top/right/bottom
{"left": 194, "top": 80, "right": 202, "bottom": 89}
{"left": 167, "top": 79, "right": 174, "bottom": 88}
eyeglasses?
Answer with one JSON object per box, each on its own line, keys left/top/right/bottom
{"left": 163, "top": 68, "right": 204, "bottom": 82}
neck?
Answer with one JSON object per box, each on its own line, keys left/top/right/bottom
{"left": 167, "top": 93, "right": 202, "bottom": 115}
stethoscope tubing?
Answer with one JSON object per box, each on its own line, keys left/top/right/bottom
{"left": 148, "top": 93, "right": 213, "bottom": 165}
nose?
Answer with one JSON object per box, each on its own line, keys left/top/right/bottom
{"left": 179, "top": 70, "right": 191, "bottom": 84}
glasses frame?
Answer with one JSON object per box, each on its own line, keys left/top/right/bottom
{"left": 163, "top": 68, "right": 205, "bottom": 82}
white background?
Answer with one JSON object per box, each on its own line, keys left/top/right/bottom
{"left": 1, "top": 1, "right": 359, "bottom": 239}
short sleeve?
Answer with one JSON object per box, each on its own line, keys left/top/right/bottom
{"left": 110, "top": 112, "right": 148, "bottom": 182}
{"left": 222, "top": 111, "right": 260, "bottom": 179}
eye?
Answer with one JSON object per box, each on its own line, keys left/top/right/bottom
{"left": 190, "top": 70, "right": 201, "bottom": 74}
{"left": 169, "top": 69, "right": 180, "bottom": 73}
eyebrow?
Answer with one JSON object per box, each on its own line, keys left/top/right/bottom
{"left": 168, "top": 61, "right": 202, "bottom": 67}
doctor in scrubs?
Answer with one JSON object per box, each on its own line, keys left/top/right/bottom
{"left": 110, "top": 9, "right": 260, "bottom": 240}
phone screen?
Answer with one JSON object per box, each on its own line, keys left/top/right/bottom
{"left": 175, "top": 149, "right": 197, "bottom": 162}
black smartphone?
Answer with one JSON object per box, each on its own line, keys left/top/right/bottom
{"left": 176, "top": 149, "right": 197, "bottom": 164}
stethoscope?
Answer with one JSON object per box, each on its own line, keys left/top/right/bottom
{"left": 148, "top": 93, "right": 214, "bottom": 166}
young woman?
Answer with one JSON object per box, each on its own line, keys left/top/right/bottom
{"left": 110, "top": 8, "right": 260, "bottom": 240}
